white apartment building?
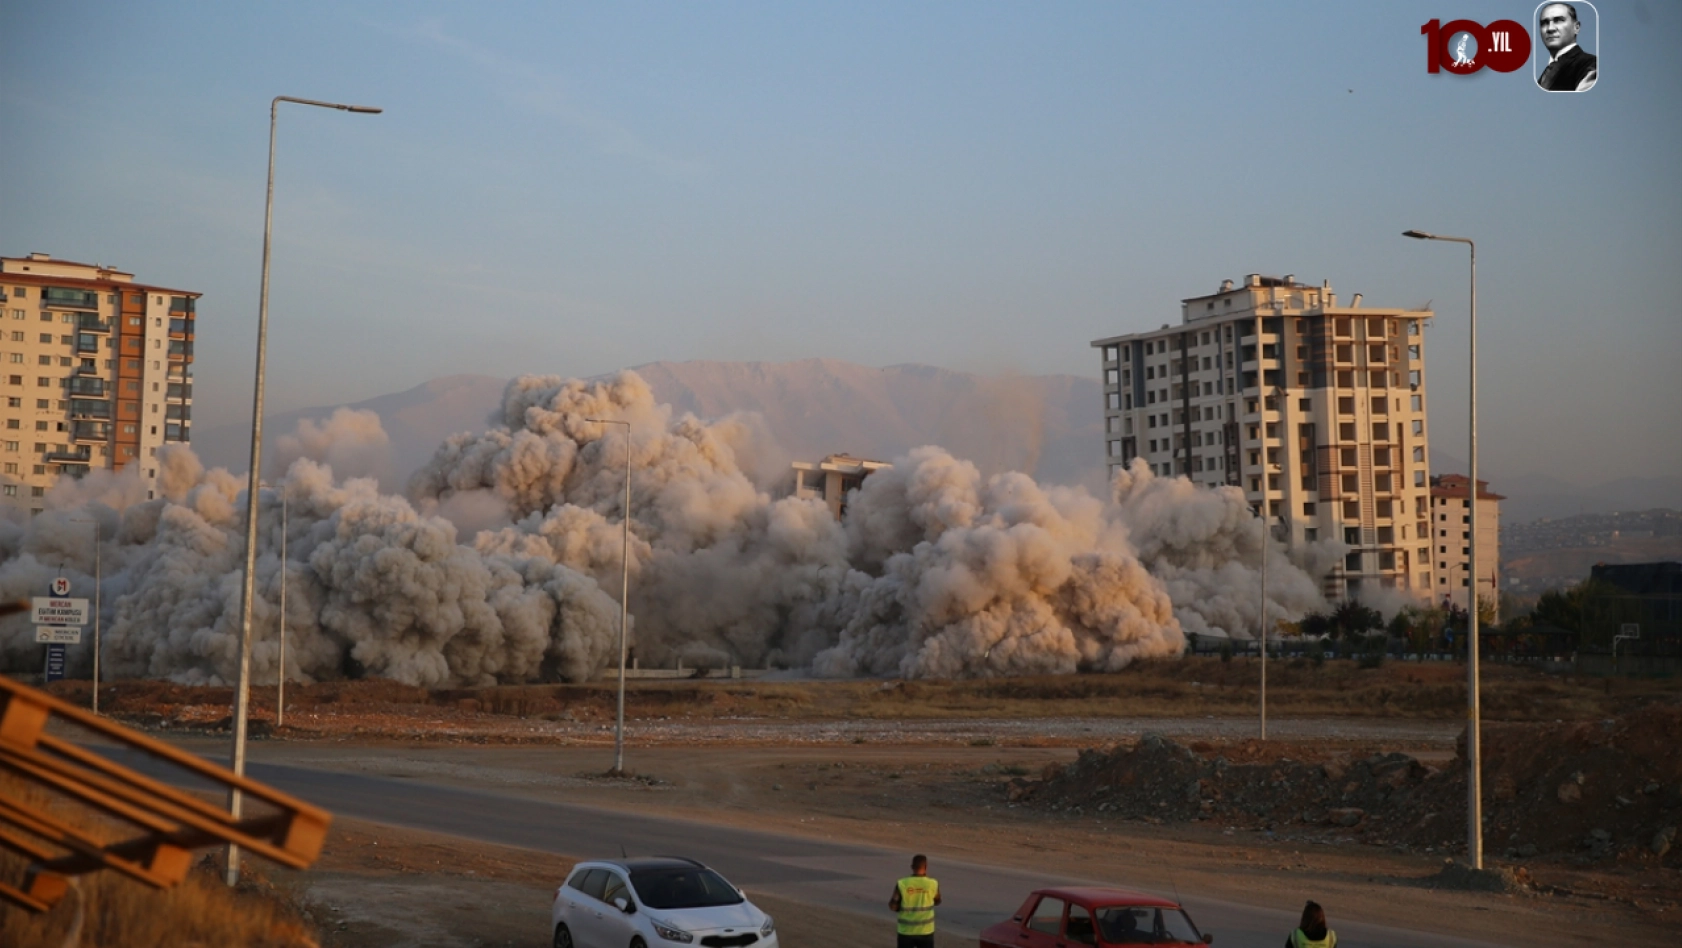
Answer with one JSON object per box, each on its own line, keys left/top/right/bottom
{"left": 0, "top": 253, "right": 198, "bottom": 511}
{"left": 792, "top": 454, "right": 891, "bottom": 520}
{"left": 1429, "top": 473, "right": 1502, "bottom": 615}
{"left": 1092, "top": 274, "right": 1435, "bottom": 600}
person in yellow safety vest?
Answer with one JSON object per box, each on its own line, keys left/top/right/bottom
{"left": 888, "top": 853, "right": 941, "bottom": 948}
{"left": 1285, "top": 900, "right": 1336, "bottom": 948}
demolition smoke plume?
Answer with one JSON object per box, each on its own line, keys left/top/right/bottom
{"left": 0, "top": 371, "right": 1339, "bottom": 685}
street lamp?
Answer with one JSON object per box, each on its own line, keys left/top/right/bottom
{"left": 278, "top": 488, "right": 288, "bottom": 730}
{"left": 229, "top": 95, "right": 381, "bottom": 887}
{"left": 1255, "top": 502, "right": 1268, "bottom": 741}
{"left": 68, "top": 515, "right": 101, "bottom": 713}
{"left": 1403, "top": 228, "right": 1483, "bottom": 869}
{"left": 585, "top": 418, "right": 632, "bottom": 775}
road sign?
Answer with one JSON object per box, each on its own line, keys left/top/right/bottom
{"left": 35, "top": 626, "right": 83, "bottom": 645}
{"left": 51, "top": 576, "right": 71, "bottom": 596}
{"left": 31, "top": 597, "right": 89, "bottom": 626}
{"left": 44, "top": 644, "right": 66, "bottom": 682}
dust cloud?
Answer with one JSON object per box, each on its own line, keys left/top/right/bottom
{"left": 0, "top": 370, "right": 1344, "bottom": 685}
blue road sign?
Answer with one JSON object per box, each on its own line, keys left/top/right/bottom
{"left": 45, "top": 643, "right": 66, "bottom": 682}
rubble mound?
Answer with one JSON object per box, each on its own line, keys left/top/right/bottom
{"left": 1013, "top": 702, "right": 1682, "bottom": 865}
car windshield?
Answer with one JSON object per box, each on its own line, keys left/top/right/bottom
{"left": 628, "top": 867, "right": 745, "bottom": 910}
{"left": 1095, "top": 905, "right": 1203, "bottom": 944}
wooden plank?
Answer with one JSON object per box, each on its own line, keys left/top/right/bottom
{"left": 0, "top": 676, "right": 333, "bottom": 913}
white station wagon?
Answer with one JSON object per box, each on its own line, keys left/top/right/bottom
{"left": 552, "top": 857, "right": 778, "bottom": 948}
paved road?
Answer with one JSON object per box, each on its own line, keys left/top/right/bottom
{"left": 101, "top": 747, "right": 1510, "bottom": 948}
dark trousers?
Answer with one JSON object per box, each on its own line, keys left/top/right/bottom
{"left": 898, "top": 934, "right": 935, "bottom": 948}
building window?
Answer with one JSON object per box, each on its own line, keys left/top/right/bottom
{"left": 1412, "top": 419, "right": 1424, "bottom": 435}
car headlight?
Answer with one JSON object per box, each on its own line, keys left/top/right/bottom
{"left": 760, "top": 915, "right": 776, "bottom": 937}
{"left": 650, "top": 919, "right": 694, "bottom": 943}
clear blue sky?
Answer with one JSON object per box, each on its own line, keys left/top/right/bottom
{"left": 2, "top": 1, "right": 1677, "bottom": 488}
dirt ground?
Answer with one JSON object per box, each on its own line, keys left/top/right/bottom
{"left": 18, "top": 659, "right": 1682, "bottom": 946}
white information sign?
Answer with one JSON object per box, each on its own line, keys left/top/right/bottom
{"left": 31, "top": 597, "right": 89, "bottom": 626}
{"left": 35, "top": 626, "right": 82, "bottom": 645}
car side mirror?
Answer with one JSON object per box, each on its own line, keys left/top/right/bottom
{"left": 614, "top": 897, "right": 634, "bottom": 914}
{"left": 1202, "top": 935, "right": 1214, "bottom": 944}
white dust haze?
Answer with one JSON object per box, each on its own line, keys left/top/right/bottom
{"left": 0, "top": 370, "right": 1345, "bottom": 685}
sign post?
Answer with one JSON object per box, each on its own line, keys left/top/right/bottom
{"left": 35, "top": 579, "right": 87, "bottom": 685}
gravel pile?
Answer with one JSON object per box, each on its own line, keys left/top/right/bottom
{"left": 1012, "top": 702, "right": 1682, "bottom": 866}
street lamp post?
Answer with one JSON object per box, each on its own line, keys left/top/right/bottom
{"left": 1403, "top": 228, "right": 1482, "bottom": 869}
{"left": 228, "top": 95, "right": 380, "bottom": 887}
{"left": 277, "top": 489, "right": 287, "bottom": 730}
{"left": 585, "top": 418, "right": 632, "bottom": 775}
{"left": 1257, "top": 503, "right": 1268, "bottom": 741}
{"left": 68, "top": 515, "right": 101, "bottom": 713}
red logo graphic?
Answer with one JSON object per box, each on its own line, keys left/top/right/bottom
{"left": 1422, "top": 19, "right": 1532, "bottom": 74}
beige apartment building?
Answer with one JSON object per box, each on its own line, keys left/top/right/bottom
{"left": 0, "top": 253, "right": 198, "bottom": 511}
{"left": 792, "top": 454, "right": 891, "bottom": 520}
{"left": 1429, "top": 473, "right": 1502, "bottom": 615}
{"left": 1092, "top": 274, "right": 1436, "bottom": 600}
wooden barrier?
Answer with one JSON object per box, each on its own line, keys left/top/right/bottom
{"left": 0, "top": 675, "right": 331, "bottom": 913}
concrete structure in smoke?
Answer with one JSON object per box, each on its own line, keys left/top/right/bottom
{"left": 1092, "top": 274, "right": 1435, "bottom": 600}
{"left": 0, "top": 253, "right": 198, "bottom": 510}
{"left": 791, "top": 453, "right": 891, "bottom": 520}
{"left": 1429, "top": 473, "right": 1503, "bottom": 615}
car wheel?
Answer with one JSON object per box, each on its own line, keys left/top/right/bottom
{"left": 629, "top": 938, "right": 646, "bottom": 948}
{"left": 553, "top": 923, "right": 574, "bottom": 948}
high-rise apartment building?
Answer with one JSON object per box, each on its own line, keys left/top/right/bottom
{"left": 0, "top": 253, "right": 197, "bottom": 511}
{"left": 1428, "top": 473, "right": 1502, "bottom": 615}
{"left": 1092, "top": 274, "right": 1435, "bottom": 600}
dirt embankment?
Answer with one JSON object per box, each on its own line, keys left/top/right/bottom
{"left": 1014, "top": 702, "right": 1682, "bottom": 870}
{"left": 38, "top": 657, "right": 1682, "bottom": 745}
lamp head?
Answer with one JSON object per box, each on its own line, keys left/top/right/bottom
{"left": 1402, "top": 230, "right": 1433, "bottom": 240}
{"left": 345, "top": 105, "right": 383, "bottom": 114}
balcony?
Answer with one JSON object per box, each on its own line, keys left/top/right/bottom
{"left": 76, "top": 333, "right": 101, "bottom": 354}
{"left": 76, "top": 313, "right": 111, "bottom": 333}
{"left": 45, "top": 446, "right": 91, "bottom": 464}
{"left": 168, "top": 340, "right": 192, "bottom": 360}
{"left": 41, "top": 289, "right": 99, "bottom": 309}
{"left": 72, "top": 421, "right": 110, "bottom": 443}
{"left": 70, "top": 399, "right": 111, "bottom": 420}
{"left": 165, "top": 404, "right": 190, "bottom": 422}
{"left": 166, "top": 383, "right": 192, "bottom": 399}
{"left": 68, "top": 377, "right": 106, "bottom": 397}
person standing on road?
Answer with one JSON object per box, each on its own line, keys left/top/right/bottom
{"left": 889, "top": 854, "right": 941, "bottom": 948}
{"left": 1285, "top": 900, "right": 1336, "bottom": 948}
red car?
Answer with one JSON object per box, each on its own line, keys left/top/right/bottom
{"left": 980, "top": 887, "right": 1212, "bottom": 947}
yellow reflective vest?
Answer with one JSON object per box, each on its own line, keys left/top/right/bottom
{"left": 895, "top": 875, "right": 939, "bottom": 936}
{"left": 1289, "top": 929, "right": 1336, "bottom": 948}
